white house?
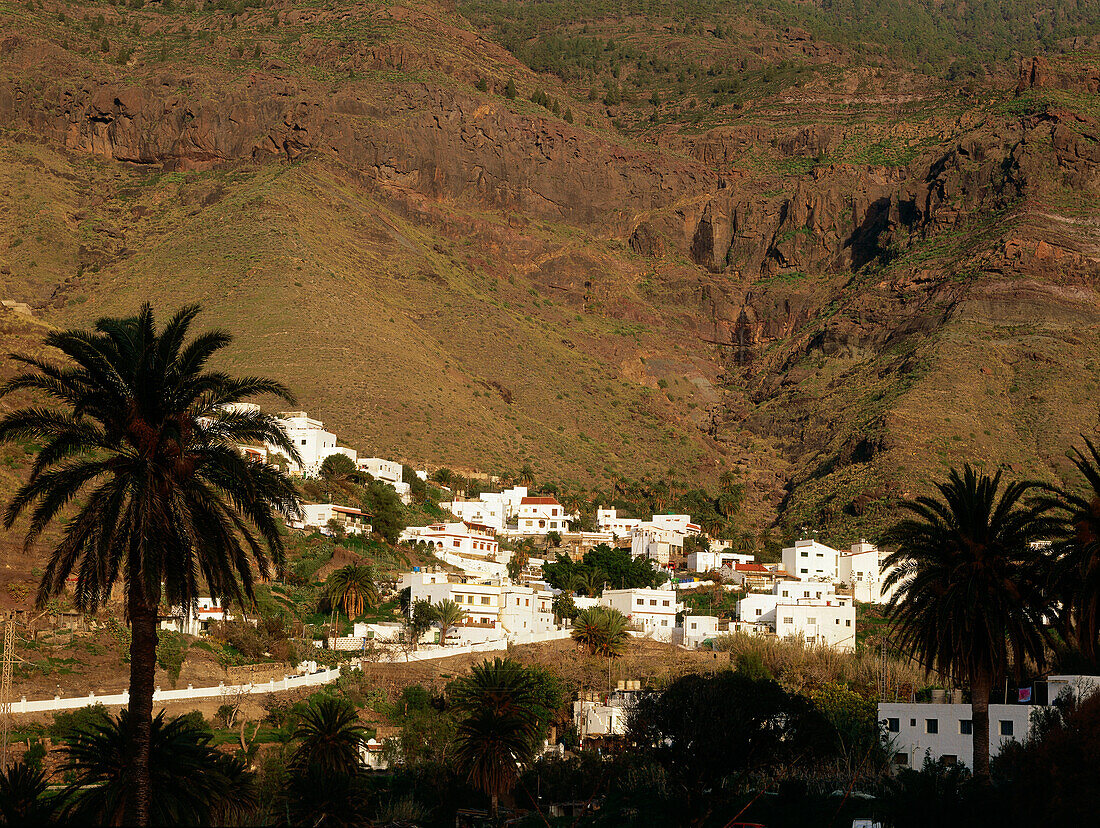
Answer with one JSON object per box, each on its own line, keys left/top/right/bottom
{"left": 160, "top": 597, "right": 230, "bottom": 636}
{"left": 399, "top": 522, "right": 500, "bottom": 559}
{"left": 574, "top": 686, "right": 641, "bottom": 740}
{"left": 838, "top": 540, "right": 896, "bottom": 604}
{"left": 879, "top": 675, "right": 1098, "bottom": 768}
{"left": 357, "top": 457, "right": 402, "bottom": 484}
{"left": 738, "top": 580, "right": 856, "bottom": 650}
{"left": 515, "top": 496, "right": 568, "bottom": 535}
{"left": 596, "top": 508, "right": 642, "bottom": 537}
{"left": 290, "top": 503, "right": 371, "bottom": 535}
{"left": 686, "top": 549, "right": 755, "bottom": 573}
{"left": 775, "top": 598, "right": 856, "bottom": 651}
{"left": 600, "top": 587, "right": 681, "bottom": 642}
{"left": 442, "top": 486, "right": 532, "bottom": 533}
{"left": 400, "top": 572, "right": 555, "bottom": 643}
{"left": 273, "top": 412, "right": 357, "bottom": 477}
{"left": 782, "top": 537, "right": 841, "bottom": 582}
{"left": 675, "top": 615, "right": 720, "bottom": 648}
{"left": 630, "top": 514, "right": 702, "bottom": 566}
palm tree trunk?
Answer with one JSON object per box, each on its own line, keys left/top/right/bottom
{"left": 125, "top": 577, "right": 159, "bottom": 825}
{"left": 971, "top": 670, "right": 993, "bottom": 784}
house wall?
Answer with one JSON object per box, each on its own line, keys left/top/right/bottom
{"left": 878, "top": 702, "right": 1033, "bottom": 768}
{"left": 782, "top": 539, "right": 841, "bottom": 582}
{"left": 601, "top": 588, "right": 680, "bottom": 642}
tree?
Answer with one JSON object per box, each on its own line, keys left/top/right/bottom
{"left": 405, "top": 599, "right": 435, "bottom": 651}
{"left": 546, "top": 530, "right": 562, "bottom": 549}
{"left": 431, "top": 467, "right": 455, "bottom": 488}
{"left": 323, "top": 564, "right": 379, "bottom": 620}
{"left": 882, "top": 465, "right": 1055, "bottom": 783}
{"left": 0, "top": 304, "right": 300, "bottom": 824}
{"left": 449, "top": 659, "right": 547, "bottom": 815}
{"left": 290, "top": 695, "right": 366, "bottom": 777}
{"left": 571, "top": 606, "right": 630, "bottom": 657}
{"left": 504, "top": 78, "right": 517, "bottom": 99}
{"left": 0, "top": 759, "right": 58, "bottom": 825}
{"left": 361, "top": 479, "right": 403, "bottom": 543}
{"left": 625, "top": 672, "right": 835, "bottom": 826}
{"left": 319, "top": 452, "right": 357, "bottom": 481}
{"left": 518, "top": 463, "right": 535, "bottom": 488}
{"left": 1041, "top": 439, "right": 1100, "bottom": 659}
{"left": 59, "top": 709, "right": 256, "bottom": 825}
{"left": 432, "top": 598, "right": 465, "bottom": 644}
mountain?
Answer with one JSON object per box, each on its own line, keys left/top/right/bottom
{"left": 0, "top": 0, "right": 1097, "bottom": 541}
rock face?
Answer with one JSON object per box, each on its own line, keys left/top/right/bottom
{"left": 0, "top": 1, "right": 1098, "bottom": 532}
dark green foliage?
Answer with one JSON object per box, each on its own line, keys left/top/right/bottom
{"left": 0, "top": 759, "right": 58, "bottom": 825}
{"left": 625, "top": 671, "right": 836, "bottom": 825}
{"left": 504, "top": 78, "right": 516, "bottom": 99}
{"left": 49, "top": 703, "right": 111, "bottom": 742}
{"left": 319, "top": 452, "right": 357, "bottom": 480}
{"left": 542, "top": 544, "right": 667, "bottom": 593}
{"left": 360, "top": 479, "right": 405, "bottom": 543}
{"left": 290, "top": 694, "right": 366, "bottom": 777}
{"left": 58, "top": 709, "right": 256, "bottom": 825}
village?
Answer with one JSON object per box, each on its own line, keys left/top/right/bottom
{"left": 167, "top": 406, "right": 1096, "bottom": 775}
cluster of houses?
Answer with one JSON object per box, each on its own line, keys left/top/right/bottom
{"left": 229, "top": 406, "right": 426, "bottom": 535}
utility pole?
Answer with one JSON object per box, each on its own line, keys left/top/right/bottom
{"left": 879, "top": 636, "right": 888, "bottom": 701}
{"left": 0, "top": 612, "right": 16, "bottom": 769}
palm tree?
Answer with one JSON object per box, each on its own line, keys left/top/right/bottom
{"left": 701, "top": 513, "right": 728, "bottom": 540}
{"left": 716, "top": 489, "right": 743, "bottom": 519}
{"left": 432, "top": 598, "right": 466, "bottom": 644}
{"left": 518, "top": 463, "right": 536, "bottom": 489}
{"left": 0, "top": 759, "right": 58, "bottom": 825}
{"left": 290, "top": 695, "right": 367, "bottom": 777}
{"left": 449, "top": 658, "right": 542, "bottom": 815}
{"left": 1040, "top": 439, "right": 1100, "bottom": 660}
{"left": 571, "top": 606, "right": 630, "bottom": 657}
{"left": 882, "top": 465, "right": 1056, "bottom": 783}
{"left": 323, "top": 564, "right": 380, "bottom": 621}
{"left": 0, "top": 304, "right": 300, "bottom": 824}
{"left": 59, "top": 709, "right": 256, "bottom": 825}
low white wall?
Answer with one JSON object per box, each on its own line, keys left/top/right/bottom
{"left": 389, "top": 628, "right": 571, "bottom": 663}
{"left": 11, "top": 667, "right": 343, "bottom": 715}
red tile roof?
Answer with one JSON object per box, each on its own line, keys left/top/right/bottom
{"left": 520, "top": 496, "right": 561, "bottom": 505}
{"left": 735, "top": 563, "right": 771, "bottom": 573}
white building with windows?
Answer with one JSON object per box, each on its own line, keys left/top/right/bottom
{"left": 596, "top": 508, "right": 643, "bottom": 537}
{"left": 515, "top": 496, "right": 568, "bottom": 535}
{"left": 290, "top": 503, "right": 372, "bottom": 535}
{"left": 782, "top": 538, "right": 841, "bottom": 582}
{"left": 399, "top": 571, "right": 555, "bottom": 643}
{"left": 600, "top": 587, "right": 681, "bottom": 642}
{"left": 160, "top": 597, "right": 230, "bottom": 636}
{"left": 675, "top": 615, "right": 720, "bottom": 648}
{"left": 272, "top": 412, "right": 356, "bottom": 477}
{"left": 399, "top": 522, "right": 500, "bottom": 559}
{"left": 357, "top": 457, "right": 412, "bottom": 504}
{"left": 443, "top": 487, "right": 531, "bottom": 533}
{"left": 630, "top": 514, "right": 702, "bottom": 566}
{"left": 686, "top": 549, "right": 755, "bottom": 573}
{"left": 738, "top": 580, "right": 855, "bottom": 650}
{"left": 879, "top": 675, "right": 1097, "bottom": 768}
{"left": 838, "top": 540, "right": 895, "bottom": 604}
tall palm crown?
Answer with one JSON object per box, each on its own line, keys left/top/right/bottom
{"left": 432, "top": 598, "right": 466, "bottom": 642}
{"left": 0, "top": 304, "right": 302, "bottom": 824}
{"left": 291, "top": 695, "right": 367, "bottom": 777}
{"left": 0, "top": 304, "right": 302, "bottom": 611}
{"left": 571, "top": 606, "right": 630, "bottom": 657}
{"left": 1040, "top": 439, "right": 1100, "bottom": 660}
{"left": 881, "top": 464, "right": 1055, "bottom": 781}
{"left": 323, "top": 564, "right": 380, "bottom": 620}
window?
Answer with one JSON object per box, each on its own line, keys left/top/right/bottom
{"left": 661, "top": 619, "right": 667, "bottom": 626}
{"left": 783, "top": 616, "right": 794, "bottom": 624}
{"left": 1000, "top": 720, "right": 1013, "bottom": 737}
{"left": 650, "top": 599, "right": 657, "bottom": 606}
{"left": 925, "top": 719, "right": 938, "bottom": 734}
{"left": 301, "top": 439, "right": 307, "bottom": 445}
{"left": 755, "top": 608, "right": 762, "bottom": 616}
{"left": 894, "top": 753, "right": 909, "bottom": 765}
{"left": 525, "top": 599, "right": 529, "bottom": 607}
{"left": 480, "top": 597, "right": 490, "bottom": 605}
{"left": 637, "top": 599, "right": 644, "bottom": 606}
{"left": 690, "top": 623, "right": 697, "bottom": 629}
{"left": 910, "top": 718, "right": 916, "bottom": 727}
{"left": 959, "top": 720, "right": 973, "bottom": 735}
{"left": 782, "top": 590, "right": 789, "bottom": 597}
{"left": 846, "top": 619, "right": 852, "bottom": 627}
{"left": 800, "top": 551, "right": 808, "bottom": 557}
{"left": 807, "top": 617, "right": 817, "bottom": 625}
{"left": 941, "top": 754, "right": 957, "bottom": 765}
{"left": 662, "top": 600, "right": 670, "bottom": 606}
{"left": 887, "top": 718, "right": 900, "bottom": 733}
{"left": 453, "top": 539, "right": 461, "bottom": 547}
{"left": 800, "top": 568, "right": 808, "bottom": 574}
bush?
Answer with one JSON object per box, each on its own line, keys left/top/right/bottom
{"left": 50, "top": 704, "right": 110, "bottom": 743}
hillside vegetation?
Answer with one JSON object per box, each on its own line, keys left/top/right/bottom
{"left": 0, "top": 0, "right": 1095, "bottom": 548}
